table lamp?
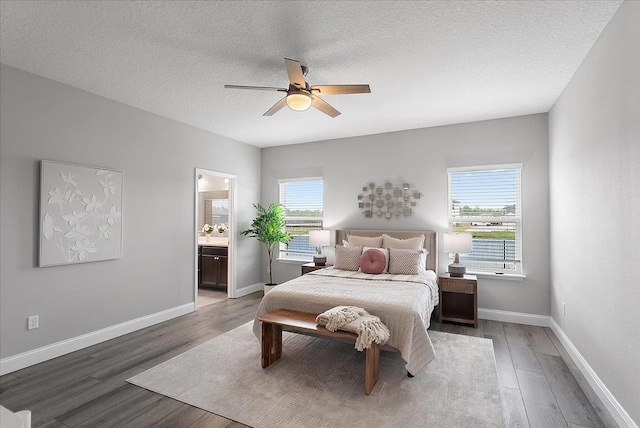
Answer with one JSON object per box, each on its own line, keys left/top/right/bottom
{"left": 443, "top": 233, "right": 472, "bottom": 277}
{"left": 309, "top": 230, "right": 331, "bottom": 266}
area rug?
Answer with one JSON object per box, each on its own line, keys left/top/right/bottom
{"left": 128, "top": 322, "right": 505, "bottom": 428}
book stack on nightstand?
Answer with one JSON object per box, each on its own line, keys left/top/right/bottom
{"left": 438, "top": 273, "right": 478, "bottom": 328}
{"left": 301, "top": 262, "right": 332, "bottom": 275}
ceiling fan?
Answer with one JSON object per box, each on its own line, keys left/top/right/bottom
{"left": 224, "top": 58, "right": 371, "bottom": 118}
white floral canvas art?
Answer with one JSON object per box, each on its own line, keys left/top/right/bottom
{"left": 39, "top": 160, "right": 123, "bottom": 267}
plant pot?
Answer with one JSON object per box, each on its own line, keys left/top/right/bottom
{"left": 263, "top": 283, "right": 278, "bottom": 294}
{"left": 206, "top": 233, "right": 211, "bottom": 242}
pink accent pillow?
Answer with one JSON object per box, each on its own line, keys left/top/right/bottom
{"left": 360, "top": 249, "right": 387, "bottom": 274}
{"left": 363, "top": 247, "right": 389, "bottom": 272}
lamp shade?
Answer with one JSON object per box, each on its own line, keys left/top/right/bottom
{"left": 286, "top": 93, "right": 312, "bottom": 111}
{"left": 443, "top": 233, "right": 472, "bottom": 254}
{"left": 309, "top": 230, "right": 331, "bottom": 247}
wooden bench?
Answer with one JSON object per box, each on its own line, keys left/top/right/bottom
{"left": 258, "top": 309, "right": 380, "bottom": 395}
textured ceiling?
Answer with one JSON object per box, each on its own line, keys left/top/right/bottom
{"left": 0, "top": 1, "right": 622, "bottom": 147}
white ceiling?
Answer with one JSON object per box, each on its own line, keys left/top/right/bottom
{"left": 0, "top": 1, "right": 622, "bottom": 148}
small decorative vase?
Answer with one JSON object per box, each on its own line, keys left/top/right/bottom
{"left": 206, "top": 233, "right": 211, "bottom": 242}
{"left": 218, "top": 232, "right": 223, "bottom": 237}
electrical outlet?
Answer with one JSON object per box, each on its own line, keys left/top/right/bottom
{"left": 562, "top": 303, "right": 566, "bottom": 316}
{"left": 27, "top": 315, "right": 39, "bottom": 330}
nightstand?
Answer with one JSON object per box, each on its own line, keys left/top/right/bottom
{"left": 438, "top": 273, "right": 478, "bottom": 328}
{"left": 301, "top": 262, "right": 332, "bottom": 275}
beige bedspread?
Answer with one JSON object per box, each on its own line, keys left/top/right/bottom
{"left": 253, "top": 268, "right": 439, "bottom": 375}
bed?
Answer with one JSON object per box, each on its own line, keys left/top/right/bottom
{"left": 252, "top": 230, "right": 439, "bottom": 375}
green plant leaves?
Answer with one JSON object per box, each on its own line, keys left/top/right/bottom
{"left": 241, "top": 203, "right": 291, "bottom": 284}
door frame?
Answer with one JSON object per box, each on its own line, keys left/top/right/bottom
{"left": 194, "top": 168, "right": 237, "bottom": 308}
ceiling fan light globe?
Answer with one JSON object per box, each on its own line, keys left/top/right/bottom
{"left": 285, "top": 93, "right": 312, "bottom": 111}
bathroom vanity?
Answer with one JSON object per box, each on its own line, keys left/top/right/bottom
{"left": 198, "top": 239, "right": 228, "bottom": 290}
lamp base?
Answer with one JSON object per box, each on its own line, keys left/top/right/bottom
{"left": 313, "top": 255, "right": 327, "bottom": 266}
{"left": 448, "top": 263, "right": 466, "bottom": 277}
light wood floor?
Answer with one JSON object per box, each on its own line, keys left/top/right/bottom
{"left": 0, "top": 293, "right": 618, "bottom": 428}
{"left": 428, "top": 320, "right": 618, "bottom": 428}
{"left": 197, "top": 288, "right": 227, "bottom": 308}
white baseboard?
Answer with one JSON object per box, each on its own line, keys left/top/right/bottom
{"left": 233, "top": 283, "right": 264, "bottom": 298}
{"left": 478, "top": 308, "right": 551, "bottom": 327}
{"left": 0, "top": 302, "right": 195, "bottom": 376}
{"left": 550, "top": 319, "right": 637, "bottom": 428}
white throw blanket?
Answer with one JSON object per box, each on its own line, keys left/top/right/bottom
{"left": 316, "top": 306, "right": 391, "bottom": 351}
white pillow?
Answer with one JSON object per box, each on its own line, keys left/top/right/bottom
{"left": 382, "top": 234, "right": 425, "bottom": 251}
{"left": 348, "top": 235, "right": 383, "bottom": 248}
{"left": 362, "top": 246, "right": 389, "bottom": 273}
{"left": 419, "top": 249, "right": 429, "bottom": 274}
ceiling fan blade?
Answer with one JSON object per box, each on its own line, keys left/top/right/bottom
{"left": 224, "top": 85, "right": 287, "bottom": 92}
{"left": 311, "top": 95, "right": 341, "bottom": 118}
{"left": 284, "top": 58, "right": 307, "bottom": 89}
{"left": 263, "top": 96, "right": 288, "bottom": 116}
{"left": 310, "top": 84, "right": 371, "bottom": 95}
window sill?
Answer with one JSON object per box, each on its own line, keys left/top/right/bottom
{"left": 277, "top": 257, "right": 312, "bottom": 264}
{"left": 467, "top": 271, "right": 526, "bottom": 282}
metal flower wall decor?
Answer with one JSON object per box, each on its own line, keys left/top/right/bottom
{"left": 358, "top": 180, "right": 421, "bottom": 219}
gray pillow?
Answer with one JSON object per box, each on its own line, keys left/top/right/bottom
{"left": 334, "top": 245, "right": 363, "bottom": 271}
{"left": 388, "top": 248, "right": 422, "bottom": 275}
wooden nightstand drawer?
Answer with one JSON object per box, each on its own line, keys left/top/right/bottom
{"left": 301, "top": 263, "right": 332, "bottom": 275}
{"left": 439, "top": 279, "right": 475, "bottom": 294}
{"left": 438, "top": 273, "right": 478, "bottom": 328}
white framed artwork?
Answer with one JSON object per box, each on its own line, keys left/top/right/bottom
{"left": 39, "top": 160, "right": 123, "bottom": 267}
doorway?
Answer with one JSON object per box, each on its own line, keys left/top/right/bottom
{"left": 195, "top": 168, "right": 237, "bottom": 309}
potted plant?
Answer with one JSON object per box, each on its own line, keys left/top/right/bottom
{"left": 202, "top": 223, "right": 214, "bottom": 242}
{"left": 214, "top": 223, "right": 227, "bottom": 236}
{"left": 241, "top": 203, "right": 291, "bottom": 293}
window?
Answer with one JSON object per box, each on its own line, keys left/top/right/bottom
{"left": 278, "top": 178, "right": 323, "bottom": 260}
{"left": 447, "top": 165, "right": 522, "bottom": 275}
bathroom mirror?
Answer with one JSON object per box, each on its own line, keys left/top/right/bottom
{"left": 205, "top": 198, "right": 229, "bottom": 230}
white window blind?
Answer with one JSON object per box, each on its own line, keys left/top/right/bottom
{"left": 278, "top": 178, "right": 323, "bottom": 259}
{"left": 447, "top": 165, "right": 522, "bottom": 274}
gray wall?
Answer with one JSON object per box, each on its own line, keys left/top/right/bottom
{"left": 0, "top": 64, "right": 262, "bottom": 359}
{"left": 549, "top": 1, "right": 639, "bottom": 423}
{"left": 261, "top": 113, "right": 551, "bottom": 316}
